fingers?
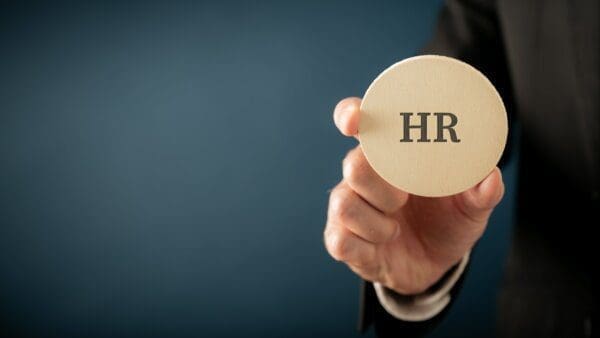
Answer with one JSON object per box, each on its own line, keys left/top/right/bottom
{"left": 324, "top": 224, "right": 382, "bottom": 281}
{"left": 324, "top": 223, "right": 378, "bottom": 268}
{"left": 456, "top": 167, "right": 505, "bottom": 222}
{"left": 328, "top": 183, "right": 399, "bottom": 243}
{"left": 333, "top": 97, "right": 361, "bottom": 138}
{"left": 324, "top": 182, "right": 404, "bottom": 281}
{"left": 343, "top": 146, "right": 409, "bottom": 214}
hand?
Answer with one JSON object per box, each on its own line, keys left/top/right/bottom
{"left": 324, "top": 97, "right": 505, "bottom": 295}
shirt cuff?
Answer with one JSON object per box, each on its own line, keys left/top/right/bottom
{"left": 373, "top": 251, "right": 470, "bottom": 322}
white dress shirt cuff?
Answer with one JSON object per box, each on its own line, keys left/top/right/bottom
{"left": 373, "top": 251, "right": 470, "bottom": 322}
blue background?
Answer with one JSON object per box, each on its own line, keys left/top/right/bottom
{"left": 0, "top": 1, "right": 516, "bottom": 337}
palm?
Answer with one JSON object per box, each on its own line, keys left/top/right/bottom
{"left": 326, "top": 97, "right": 503, "bottom": 294}
{"left": 380, "top": 195, "right": 486, "bottom": 293}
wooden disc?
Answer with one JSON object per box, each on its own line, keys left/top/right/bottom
{"left": 359, "top": 55, "right": 508, "bottom": 197}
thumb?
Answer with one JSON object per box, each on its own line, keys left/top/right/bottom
{"left": 457, "top": 167, "right": 505, "bottom": 222}
{"left": 333, "top": 97, "right": 362, "bottom": 139}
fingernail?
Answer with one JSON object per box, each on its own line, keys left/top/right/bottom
{"left": 476, "top": 168, "right": 496, "bottom": 193}
{"left": 340, "top": 101, "right": 357, "bottom": 114}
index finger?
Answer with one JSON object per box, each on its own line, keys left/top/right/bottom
{"left": 333, "top": 97, "right": 361, "bottom": 139}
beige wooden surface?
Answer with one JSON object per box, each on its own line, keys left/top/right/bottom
{"left": 359, "top": 55, "right": 508, "bottom": 197}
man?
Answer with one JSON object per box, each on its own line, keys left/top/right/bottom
{"left": 323, "top": 0, "right": 598, "bottom": 337}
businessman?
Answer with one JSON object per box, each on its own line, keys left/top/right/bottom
{"left": 324, "top": 0, "right": 598, "bottom": 337}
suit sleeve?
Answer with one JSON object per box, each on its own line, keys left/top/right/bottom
{"left": 359, "top": 254, "right": 471, "bottom": 337}
{"left": 422, "top": 0, "right": 516, "bottom": 166}
{"left": 359, "top": 0, "right": 515, "bottom": 336}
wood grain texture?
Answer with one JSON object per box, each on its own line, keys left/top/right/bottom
{"left": 359, "top": 55, "right": 508, "bottom": 197}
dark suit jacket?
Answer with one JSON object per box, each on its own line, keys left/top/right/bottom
{"left": 359, "top": 0, "right": 599, "bottom": 337}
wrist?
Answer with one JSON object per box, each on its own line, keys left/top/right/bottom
{"left": 385, "top": 256, "right": 465, "bottom": 296}
{"left": 373, "top": 251, "right": 471, "bottom": 321}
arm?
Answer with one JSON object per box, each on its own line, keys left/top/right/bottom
{"left": 362, "top": 0, "right": 516, "bottom": 335}
{"left": 324, "top": 1, "right": 517, "bottom": 337}
{"left": 423, "top": 0, "right": 516, "bottom": 166}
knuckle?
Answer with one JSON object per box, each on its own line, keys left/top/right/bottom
{"left": 378, "top": 223, "right": 397, "bottom": 243}
{"left": 342, "top": 150, "right": 368, "bottom": 186}
{"left": 361, "top": 224, "right": 385, "bottom": 244}
{"left": 329, "top": 188, "right": 355, "bottom": 223}
{"left": 354, "top": 250, "right": 375, "bottom": 268}
{"left": 379, "top": 191, "right": 406, "bottom": 215}
{"left": 325, "top": 229, "right": 349, "bottom": 261}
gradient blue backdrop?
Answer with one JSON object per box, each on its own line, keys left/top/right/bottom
{"left": 0, "top": 1, "right": 517, "bottom": 337}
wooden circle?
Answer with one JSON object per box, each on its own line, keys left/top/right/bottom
{"left": 359, "top": 55, "right": 508, "bottom": 197}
